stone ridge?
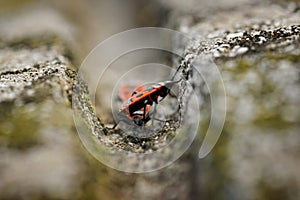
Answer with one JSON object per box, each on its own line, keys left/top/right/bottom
{"left": 182, "top": 24, "right": 300, "bottom": 61}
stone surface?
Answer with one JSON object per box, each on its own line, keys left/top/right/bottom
{"left": 0, "top": 0, "right": 299, "bottom": 200}
{"left": 174, "top": 1, "right": 300, "bottom": 199}
{"left": 0, "top": 35, "right": 79, "bottom": 198}
{"left": 0, "top": 3, "right": 190, "bottom": 199}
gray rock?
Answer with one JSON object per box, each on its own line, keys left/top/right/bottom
{"left": 174, "top": 1, "right": 300, "bottom": 199}
{"left": 0, "top": 34, "right": 81, "bottom": 198}
{"left": 0, "top": 1, "right": 299, "bottom": 200}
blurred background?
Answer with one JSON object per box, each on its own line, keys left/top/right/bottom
{"left": 0, "top": 0, "right": 299, "bottom": 199}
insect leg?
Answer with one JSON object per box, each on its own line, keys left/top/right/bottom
{"left": 143, "top": 104, "right": 147, "bottom": 124}
{"left": 112, "top": 122, "right": 119, "bottom": 129}
{"left": 171, "top": 63, "right": 183, "bottom": 81}
{"left": 151, "top": 118, "right": 171, "bottom": 123}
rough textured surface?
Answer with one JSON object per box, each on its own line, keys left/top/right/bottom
{"left": 0, "top": 4, "right": 190, "bottom": 199}
{"left": 175, "top": 2, "right": 300, "bottom": 200}
{"left": 0, "top": 0, "right": 299, "bottom": 200}
{"left": 0, "top": 34, "right": 131, "bottom": 200}
{"left": 0, "top": 35, "right": 79, "bottom": 198}
{"left": 0, "top": 37, "right": 74, "bottom": 102}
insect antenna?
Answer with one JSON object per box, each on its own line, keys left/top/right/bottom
{"left": 171, "top": 64, "right": 183, "bottom": 81}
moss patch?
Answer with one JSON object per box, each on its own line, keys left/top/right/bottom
{"left": 0, "top": 102, "right": 41, "bottom": 149}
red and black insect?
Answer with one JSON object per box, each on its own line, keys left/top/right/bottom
{"left": 113, "top": 64, "right": 185, "bottom": 129}
{"left": 113, "top": 79, "right": 181, "bottom": 128}
{"left": 117, "top": 82, "right": 152, "bottom": 126}
{"left": 120, "top": 80, "right": 179, "bottom": 113}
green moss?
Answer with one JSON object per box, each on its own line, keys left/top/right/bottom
{"left": 236, "top": 59, "right": 253, "bottom": 72}
{"left": 263, "top": 52, "right": 300, "bottom": 63}
{"left": 65, "top": 68, "right": 77, "bottom": 79}
{"left": 221, "top": 58, "right": 256, "bottom": 75}
{"left": 71, "top": 137, "right": 134, "bottom": 200}
{"left": 0, "top": 34, "right": 56, "bottom": 49}
{"left": 65, "top": 100, "right": 72, "bottom": 107}
{"left": 166, "top": 131, "right": 176, "bottom": 143}
{"left": 253, "top": 107, "right": 294, "bottom": 129}
{"left": 0, "top": 35, "right": 76, "bottom": 65}
{"left": 0, "top": 104, "right": 41, "bottom": 149}
{"left": 0, "top": 96, "right": 74, "bottom": 149}
{"left": 203, "top": 129, "right": 232, "bottom": 200}
{"left": 257, "top": 179, "right": 296, "bottom": 200}
{"left": 222, "top": 51, "right": 300, "bottom": 76}
{"left": 0, "top": 0, "right": 37, "bottom": 14}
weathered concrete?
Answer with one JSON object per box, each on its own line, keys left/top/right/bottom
{"left": 0, "top": 1, "right": 299, "bottom": 200}
{"left": 175, "top": 2, "right": 300, "bottom": 200}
